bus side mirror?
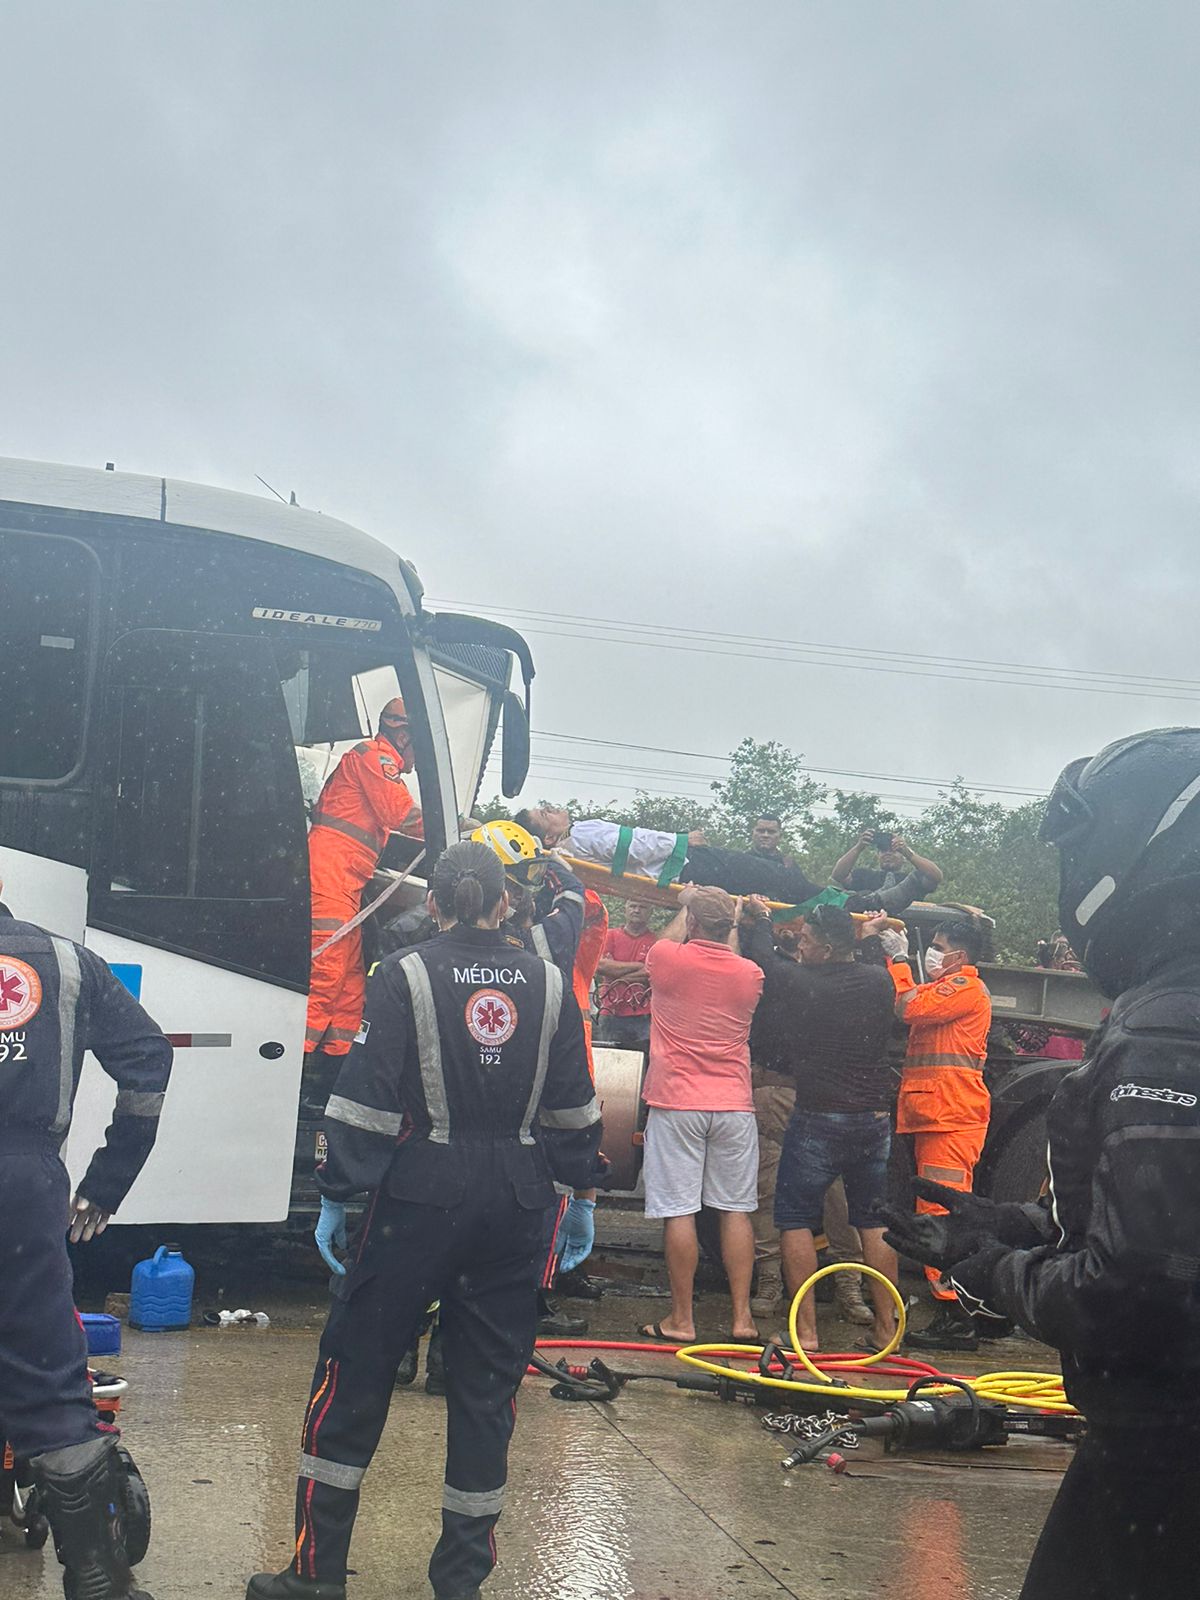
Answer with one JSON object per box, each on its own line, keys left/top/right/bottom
{"left": 501, "top": 690, "right": 530, "bottom": 797}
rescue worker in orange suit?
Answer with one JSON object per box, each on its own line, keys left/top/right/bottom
{"left": 876, "top": 915, "right": 993, "bottom": 1351}
{"left": 305, "top": 698, "right": 422, "bottom": 1058}
{"left": 571, "top": 889, "right": 608, "bottom": 1072}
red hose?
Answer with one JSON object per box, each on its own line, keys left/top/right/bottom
{"left": 535, "top": 1339, "right": 686, "bottom": 1353}
{"left": 529, "top": 1338, "right": 949, "bottom": 1385}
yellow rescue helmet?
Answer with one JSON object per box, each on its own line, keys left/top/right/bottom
{"left": 471, "top": 820, "right": 547, "bottom": 887}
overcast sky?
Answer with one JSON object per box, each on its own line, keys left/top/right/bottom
{"left": 4, "top": 4, "right": 1199, "bottom": 823}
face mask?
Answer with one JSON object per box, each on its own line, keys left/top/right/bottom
{"left": 924, "top": 948, "right": 945, "bottom": 977}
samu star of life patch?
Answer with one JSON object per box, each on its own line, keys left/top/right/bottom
{"left": 0, "top": 958, "right": 42, "bottom": 1031}
{"left": 464, "top": 988, "right": 517, "bottom": 1047}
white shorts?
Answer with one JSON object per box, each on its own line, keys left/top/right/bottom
{"left": 642, "top": 1108, "right": 759, "bottom": 1218}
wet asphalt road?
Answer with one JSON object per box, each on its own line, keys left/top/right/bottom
{"left": 2, "top": 1282, "right": 1069, "bottom": 1600}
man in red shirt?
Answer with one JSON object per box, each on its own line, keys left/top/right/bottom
{"left": 638, "top": 886, "right": 764, "bottom": 1344}
{"left": 595, "top": 901, "right": 657, "bottom": 1049}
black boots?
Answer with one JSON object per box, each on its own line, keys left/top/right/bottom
{"left": 32, "top": 1437, "right": 151, "bottom": 1600}
{"left": 554, "top": 1267, "right": 605, "bottom": 1301}
{"left": 425, "top": 1325, "right": 447, "bottom": 1397}
{"left": 536, "top": 1290, "right": 587, "bottom": 1338}
{"left": 395, "top": 1325, "right": 447, "bottom": 1394}
{"left": 246, "top": 1574, "right": 346, "bottom": 1600}
{"left": 905, "top": 1299, "right": 979, "bottom": 1352}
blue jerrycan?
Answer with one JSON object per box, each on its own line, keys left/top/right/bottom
{"left": 129, "top": 1244, "right": 195, "bottom": 1331}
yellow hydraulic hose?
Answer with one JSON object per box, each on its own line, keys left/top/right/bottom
{"left": 787, "top": 1262, "right": 906, "bottom": 1374}
{"left": 675, "top": 1261, "right": 1077, "bottom": 1414}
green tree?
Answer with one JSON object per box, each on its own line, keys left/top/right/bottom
{"left": 903, "top": 786, "right": 1057, "bottom": 962}
{"left": 797, "top": 791, "right": 903, "bottom": 878}
{"left": 476, "top": 795, "right": 513, "bottom": 824}
{"left": 708, "top": 738, "right": 827, "bottom": 848}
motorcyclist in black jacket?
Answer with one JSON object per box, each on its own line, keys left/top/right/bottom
{"left": 883, "top": 727, "right": 1200, "bottom": 1600}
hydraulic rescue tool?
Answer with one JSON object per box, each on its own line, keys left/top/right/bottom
{"left": 531, "top": 1261, "right": 1081, "bottom": 1478}
{"left": 779, "top": 1376, "right": 1082, "bottom": 1469}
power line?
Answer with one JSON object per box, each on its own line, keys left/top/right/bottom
{"left": 524, "top": 753, "right": 938, "bottom": 811}
{"left": 531, "top": 729, "right": 1046, "bottom": 799}
{"left": 516, "top": 766, "right": 929, "bottom": 817}
{"left": 486, "top": 731, "right": 1033, "bottom": 815}
{"left": 440, "top": 599, "right": 1200, "bottom": 692}
{"left": 502, "top": 746, "right": 939, "bottom": 816}
{"left": 433, "top": 597, "right": 1200, "bottom": 706}
{"left": 515, "top": 623, "right": 1200, "bottom": 705}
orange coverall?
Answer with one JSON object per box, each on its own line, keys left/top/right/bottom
{"left": 890, "top": 960, "right": 993, "bottom": 1298}
{"left": 305, "top": 736, "right": 416, "bottom": 1055}
{"left": 574, "top": 889, "right": 609, "bottom": 1077}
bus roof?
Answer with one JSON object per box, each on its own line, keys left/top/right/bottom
{"left": 0, "top": 456, "right": 412, "bottom": 596}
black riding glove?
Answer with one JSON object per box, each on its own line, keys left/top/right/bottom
{"left": 913, "top": 1179, "right": 1049, "bottom": 1247}
{"left": 880, "top": 1207, "right": 994, "bottom": 1272}
{"left": 948, "top": 1244, "right": 1010, "bottom": 1323}
{"left": 879, "top": 1179, "right": 1041, "bottom": 1271}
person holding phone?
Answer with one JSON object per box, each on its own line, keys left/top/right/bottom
{"left": 830, "top": 830, "right": 943, "bottom": 898}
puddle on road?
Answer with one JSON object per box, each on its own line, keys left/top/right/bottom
{"left": 1, "top": 1309, "right": 1066, "bottom": 1600}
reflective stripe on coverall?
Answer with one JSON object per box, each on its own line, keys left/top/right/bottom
{"left": 306, "top": 735, "right": 417, "bottom": 1055}
{"left": 0, "top": 904, "right": 172, "bottom": 1457}
{"left": 890, "top": 960, "right": 992, "bottom": 1298}
{"left": 574, "top": 888, "right": 608, "bottom": 1077}
{"left": 293, "top": 927, "right": 603, "bottom": 1595}
{"left": 517, "top": 866, "right": 602, "bottom": 1286}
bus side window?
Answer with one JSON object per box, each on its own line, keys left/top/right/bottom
{"left": 93, "top": 631, "right": 310, "bottom": 989}
{"left": 0, "top": 532, "right": 96, "bottom": 783}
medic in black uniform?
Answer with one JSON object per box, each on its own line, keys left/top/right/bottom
{"left": 883, "top": 728, "right": 1200, "bottom": 1600}
{"left": 0, "top": 886, "right": 172, "bottom": 1600}
{"left": 496, "top": 850, "right": 599, "bottom": 1331}
{"left": 248, "top": 841, "right": 605, "bottom": 1600}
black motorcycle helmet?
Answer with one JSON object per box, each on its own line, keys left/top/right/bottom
{"left": 1040, "top": 727, "right": 1200, "bottom": 997}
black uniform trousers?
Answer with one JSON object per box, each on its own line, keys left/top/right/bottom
{"left": 1020, "top": 1421, "right": 1200, "bottom": 1599}
{"left": 0, "top": 1134, "right": 99, "bottom": 1459}
{"left": 294, "top": 1147, "right": 543, "bottom": 1598}
{"left": 538, "top": 1191, "right": 569, "bottom": 1291}
{"left": 682, "top": 845, "right": 921, "bottom": 914}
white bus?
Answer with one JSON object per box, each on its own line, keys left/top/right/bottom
{"left": 0, "top": 458, "right": 534, "bottom": 1224}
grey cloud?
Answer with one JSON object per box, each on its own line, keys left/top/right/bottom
{"left": 2, "top": 2, "right": 1198, "bottom": 807}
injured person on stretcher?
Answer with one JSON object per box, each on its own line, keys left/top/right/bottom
{"left": 515, "top": 807, "right": 934, "bottom": 915}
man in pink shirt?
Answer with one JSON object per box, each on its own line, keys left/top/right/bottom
{"left": 639, "top": 886, "right": 764, "bottom": 1343}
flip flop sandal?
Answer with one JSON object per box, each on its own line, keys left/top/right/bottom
{"left": 854, "top": 1330, "right": 900, "bottom": 1354}
{"left": 636, "top": 1322, "right": 688, "bottom": 1343}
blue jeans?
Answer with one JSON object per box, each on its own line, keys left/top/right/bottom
{"left": 774, "top": 1109, "right": 892, "bottom": 1233}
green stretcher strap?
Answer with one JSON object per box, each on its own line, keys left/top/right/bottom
{"left": 611, "top": 825, "right": 634, "bottom": 880}
{"left": 657, "top": 832, "right": 690, "bottom": 888}
{"left": 769, "top": 885, "right": 851, "bottom": 923}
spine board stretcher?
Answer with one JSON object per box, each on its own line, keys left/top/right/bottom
{"left": 561, "top": 855, "right": 906, "bottom": 932}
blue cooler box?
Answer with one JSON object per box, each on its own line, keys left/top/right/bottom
{"left": 81, "top": 1313, "right": 122, "bottom": 1356}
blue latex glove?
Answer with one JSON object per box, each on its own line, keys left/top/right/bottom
{"left": 315, "top": 1197, "right": 348, "bottom": 1276}
{"left": 558, "top": 1196, "right": 596, "bottom": 1275}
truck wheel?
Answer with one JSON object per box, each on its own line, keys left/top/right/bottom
{"left": 986, "top": 1112, "right": 1050, "bottom": 1204}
